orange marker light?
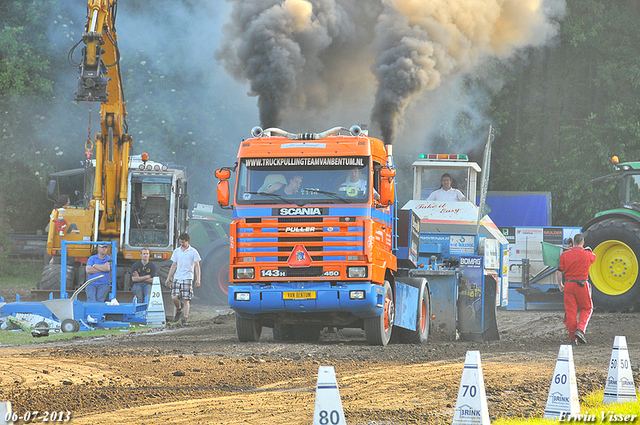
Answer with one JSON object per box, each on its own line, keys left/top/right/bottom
{"left": 611, "top": 155, "right": 619, "bottom": 164}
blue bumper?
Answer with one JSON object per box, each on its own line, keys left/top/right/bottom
{"left": 229, "top": 282, "right": 384, "bottom": 319}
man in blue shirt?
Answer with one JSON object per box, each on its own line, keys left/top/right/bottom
{"left": 86, "top": 243, "right": 112, "bottom": 302}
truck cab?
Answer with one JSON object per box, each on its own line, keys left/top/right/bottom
{"left": 217, "top": 126, "right": 402, "bottom": 345}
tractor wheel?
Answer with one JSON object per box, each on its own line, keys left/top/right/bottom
{"left": 197, "top": 247, "right": 230, "bottom": 305}
{"left": 399, "top": 284, "right": 430, "bottom": 344}
{"left": 235, "top": 314, "right": 262, "bottom": 342}
{"left": 364, "top": 280, "right": 394, "bottom": 346}
{"left": 584, "top": 218, "right": 640, "bottom": 312}
{"left": 273, "top": 322, "right": 294, "bottom": 341}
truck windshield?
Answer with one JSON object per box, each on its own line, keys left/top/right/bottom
{"left": 235, "top": 157, "right": 370, "bottom": 205}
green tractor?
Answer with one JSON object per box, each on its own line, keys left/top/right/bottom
{"left": 583, "top": 156, "right": 640, "bottom": 312}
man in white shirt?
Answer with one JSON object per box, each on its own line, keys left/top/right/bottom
{"left": 427, "top": 173, "right": 467, "bottom": 202}
{"left": 165, "top": 232, "right": 201, "bottom": 326}
{"left": 340, "top": 168, "right": 367, "bottom": 192}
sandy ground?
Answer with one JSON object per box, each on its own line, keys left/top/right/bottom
{"left": 0, "top": 302, "right": 639, "bottom": 424}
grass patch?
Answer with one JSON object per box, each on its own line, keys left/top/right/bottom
{"left": 492, "top": 390, "right": 640, "bottom": 424}
{"left": 0, "top": 324, "right": 150, "bottom": 346}
{"left": 0, "top": 261, "right": 42, "bottom": 289}
{"left": 1, "top": 270, "right": 41, "bottom": 288}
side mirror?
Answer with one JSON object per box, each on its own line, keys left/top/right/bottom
{"left": 379, "top": 175, "right": 395, "bottom": 206}
{"left": 380, "top": 167, "right": 396, "bottom": 178}
{"left": 215, "top": 169, "right": 231, "bottom": 180}
{"left": 179, "top": 193, "right": 190, "bottom": 209}
{"left": 47, "top": 180, "right": 57, "bottom": 197}
{"left": 217, "top": 180, "right": 230, "bottom": 207}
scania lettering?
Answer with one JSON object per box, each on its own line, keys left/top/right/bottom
{"left": 277, "top": 207, "right": 325, "bottom": 216}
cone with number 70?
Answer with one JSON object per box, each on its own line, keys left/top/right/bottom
{"left": 452, "top": 350, "right": 490, "bottom": 424}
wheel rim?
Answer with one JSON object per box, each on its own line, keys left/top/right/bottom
{"left": 592, "top": 240, "right": 639, "bottom": 296}
{"left": 217, "top": 261, "right": 230, "bottom": 295}
{"left": 419, "top": 298, "right": 427, "bottom": 333}
{"left": 383, "top": 291, "right": 394, "bottom": 332}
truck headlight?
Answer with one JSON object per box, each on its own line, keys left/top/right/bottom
{"left": 235, "top": 267, "right": 255, "bottom": 279}
{"left": 349, "top": 290, "right": 365, "bottom": 300}
{"left": 347, "top": 266, "right": 367, "bottom": 278}
{"left": 234, "top": 292, "right": 251, "bottom": 301}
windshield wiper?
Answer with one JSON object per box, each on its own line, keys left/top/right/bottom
{"left": 246, "top": 191, "right": 306, "bottom": 207}
{"left": 303, "top": 188, "right": 350, "bottom": 203}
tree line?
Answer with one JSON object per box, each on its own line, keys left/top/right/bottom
{"left": 1, "top": 0, "right": 638, "bottom": 238}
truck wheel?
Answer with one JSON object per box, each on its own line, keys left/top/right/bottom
{"left": 235, "top": 314, "right": 262, "bottom": 342}
{"left": 292, "top": 325, "right": 321, "bottom": 342}
{"left": 197, "top": 248, "right": 230, "bottom": 305}
{"left": 584, "top": 218, "right": 640, "bottom": 312}
{"left": 273, "top": 322, "right": 294, "bottom": 341}
{"left": 399, "top": 284, "right": 430, "bottom": 344}
{"left": 364, "top": 280, "right": 394, "bottom": 346}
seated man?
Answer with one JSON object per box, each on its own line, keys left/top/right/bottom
{"left": 131, "top": 247, "right": 156, "bottom": 303}
{"left": 86, "top": 243, "right": 112, "bottom": 302}
{"left": 339, "top": 168, "right": 367, "bottom": 192}
{"left": 259, "top": 174, "right": 302, "bottom": 196}
{"left": 339, "top": 168, "right": 380, "bottom": 201}
{"left": 427, "top": 173, "right": 467, "bottom": 202}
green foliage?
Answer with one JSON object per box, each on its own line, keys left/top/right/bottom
{"left": 0, "top": 26, "right": 52, "bottom": 99}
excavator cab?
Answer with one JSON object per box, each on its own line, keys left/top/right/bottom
{"left": 127, "top": 174, "right": 173, "bottom": 248}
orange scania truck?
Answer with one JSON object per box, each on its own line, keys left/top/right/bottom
{"left": 216, "top": 125, "right": 507, "bottom": 346}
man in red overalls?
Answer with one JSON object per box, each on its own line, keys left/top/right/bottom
{"left": 558, "top": 234, "right": 596, "bottom": 344}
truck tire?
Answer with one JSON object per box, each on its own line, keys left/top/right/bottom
{"left": 197, "top": 248, "right": 230, "bottom": 305}
{"left": 364, "top": 280, "right": 394, "bottom": 346}
{"left": 398, "top": 284, "right": 430, "bottom": 344}
{"left": 273, "top": 322, "right": 294, "bottom": 341}
{"left": 584, "top": 218, "right": 640, "bottom": 312}
{"left": 235, "top": 314, "right": 262, "bottom": 342}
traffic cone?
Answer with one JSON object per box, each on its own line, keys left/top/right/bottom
{"left": 312, "top": 366, "right": 346, "bottom": 425}
{"left": 544, "top": 345, "right": 580, "bottom": 419}
{"left": 603, "top": 336, "right": 637, "bottom": 403}
{"left": 452, "top": 350, "right": 490, "bottom": 425}
{"left": 145, "top": 277, "right": 166, "bottom": 328}
{"left": 0, "top": 401, "right": 13, "bottom": 425}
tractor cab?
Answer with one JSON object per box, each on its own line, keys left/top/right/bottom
{"left": 410, "top": 154, "right": 480, "bottom": 204}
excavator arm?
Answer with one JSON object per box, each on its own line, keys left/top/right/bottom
{"left": 75, "top": 0, "right": 131, "bottom": 240}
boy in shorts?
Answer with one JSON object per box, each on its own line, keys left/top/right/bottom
{"left": 165, "top": 233, "right": 201, "bottom": 326}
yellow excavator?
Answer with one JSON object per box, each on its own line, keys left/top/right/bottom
{"left": 46, "top": 0, "right": 190, "bottom": 295}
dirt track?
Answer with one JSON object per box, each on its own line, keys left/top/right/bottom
{"left": 1, "top": 306, "right": 639, "bottom": 424}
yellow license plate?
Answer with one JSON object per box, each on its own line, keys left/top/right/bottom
{"left": 283, "top": 291, "right": 316, "bottom": 300}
